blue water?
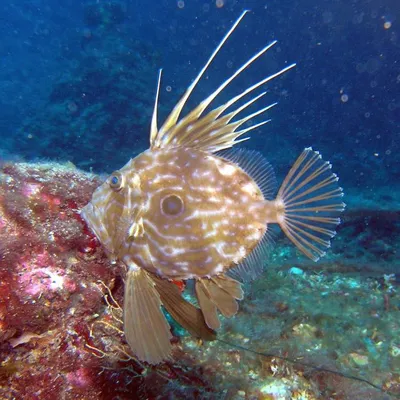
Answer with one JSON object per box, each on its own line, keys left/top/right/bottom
{"left": 0, "top": 0, "right": 398, "bottom": 192}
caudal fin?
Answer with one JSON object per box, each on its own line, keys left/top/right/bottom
{"left": 276, "top": 148, "right": 345, "bottom": 261}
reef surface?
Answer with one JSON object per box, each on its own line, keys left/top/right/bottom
{"left": 0, "top": 161, "right": 399, "bottom": 399}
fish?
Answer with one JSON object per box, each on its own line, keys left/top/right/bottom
{"left": 81, "top": 11, "right": 345, "bottom": 364}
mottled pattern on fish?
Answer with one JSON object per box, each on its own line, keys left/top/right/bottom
{"left": 125, "top": 147, "right": 269, "bottom": 279}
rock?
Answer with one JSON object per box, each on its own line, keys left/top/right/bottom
{"left": 349, "top": 352, "right": 369, "bottom": 367}
{"left": 288, "top": 267, "right": 304, "bottom": 276}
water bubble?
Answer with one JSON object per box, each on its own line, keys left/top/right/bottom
{"left": 216, "top": 0, "right": 224, "bottom": 8}
{"left": 386, "top": 149, "right": 392, "bottom": 155}
{"left": 384, "top": 21, "right": 392, "bottom": 30}
{"left": 370, "top": 80, "right": 377, "bottom": 88}
{"left": 166, "top": 86, "right": 172, "bottom": 92}
{"left": 365, "top": 112, "right": 371, "bottom": 118}
{"left": 177, "top": 1, "right": 184, "bottom": 9}
{"left": 227, "top": 60, "right": 233, "bottom": 69}
{"left": 341, "top": 94, "right": 349, "bottom": 103}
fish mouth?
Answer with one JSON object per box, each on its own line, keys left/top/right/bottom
{"left": 81, "top": 202, "right": 114, "bottom": 254}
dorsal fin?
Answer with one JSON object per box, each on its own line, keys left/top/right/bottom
{"left": 216, "top": 148, "right": 277, "bottom": 200}
{"left": 150, "top": 69, "right": 162, "bottom": 145}
{"left": 149, "top": 12, "right": 295, "bottom": 153}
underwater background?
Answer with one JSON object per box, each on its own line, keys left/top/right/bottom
{"left": 0, "top": 0, "right": 399, "bottom": 399}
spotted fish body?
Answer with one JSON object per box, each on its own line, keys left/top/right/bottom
{"left": 125, "top": 147, "right": 271, "bottom": 279}
{"left": 82, "top": 11, "right": 345, "bottom": 364}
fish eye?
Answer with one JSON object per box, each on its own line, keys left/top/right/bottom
{"left": 109, "top": 171, "right": 124, "bottom": 191}
{"left": 161, "top": 194, "right": 184, "bottom": 216}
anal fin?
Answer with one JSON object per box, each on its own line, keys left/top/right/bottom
{"left": 124, "top": 267, "right": 172, "bottom": 364}
{"left": 227, "top": 226, "right": 276, "bottom": 282}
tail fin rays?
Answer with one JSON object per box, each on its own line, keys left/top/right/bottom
{"left": 276, "top": 148, "right": 345, "bottom": 261}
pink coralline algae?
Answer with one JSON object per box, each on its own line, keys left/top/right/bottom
{"left": 0, "top": 162, "right": 148, "bottom": 399}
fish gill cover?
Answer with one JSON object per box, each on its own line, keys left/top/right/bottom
{"left": 0, "top": 1, "right": 399, "bottom": 399}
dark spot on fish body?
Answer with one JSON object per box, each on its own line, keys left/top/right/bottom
{"left": 161, "top": 194, "right": 184, "bottom": 216}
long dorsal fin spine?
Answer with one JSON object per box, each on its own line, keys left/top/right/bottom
{"left": 173, "top": 92, "right": 268, "bottom": 148}
{"left": 170, "top": 105, "right": 228, "bottom": 147}
{"left": 240, "top": 63, "right": 296, "bottom": 97}
{"left": 150, "top": 11, "right": 296, "bottom": 153}
{"left": 200, "top": 117, "right": 271, "bottom": 150}
{"left": 157, "top": 40, "right": 279, "bottom": 149}
{"left": 178, "top": 86, "right": 268, "bottom": 145}
{"left": 165, "top": 61, "right": 294, "bottom": 151}
{"left": 232, "top": 102, "right": 277, "bottom": 130}
{"left": 155, "top": 10, "right": 249, "bottom": 142}
{"left": 177, "top": 40, "right": 279, "bottom": 127}
{"left": 230, "top": 118, "right": 271, "bottom": 139}
{"left": 210, "top": 61, "right": 295, "bottom": 120}
{"left": 150, "top": 69, "right": 162, "bottom": 144}
{"left": 224, "top": 92, "right": 268, "bottom": 123}
{"left": 190, "top": 102, "right": 276, "bottom": 150}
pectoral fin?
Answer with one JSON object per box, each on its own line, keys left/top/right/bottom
{"left": 124, "top": 267, "right": 172, "bottom": 364}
